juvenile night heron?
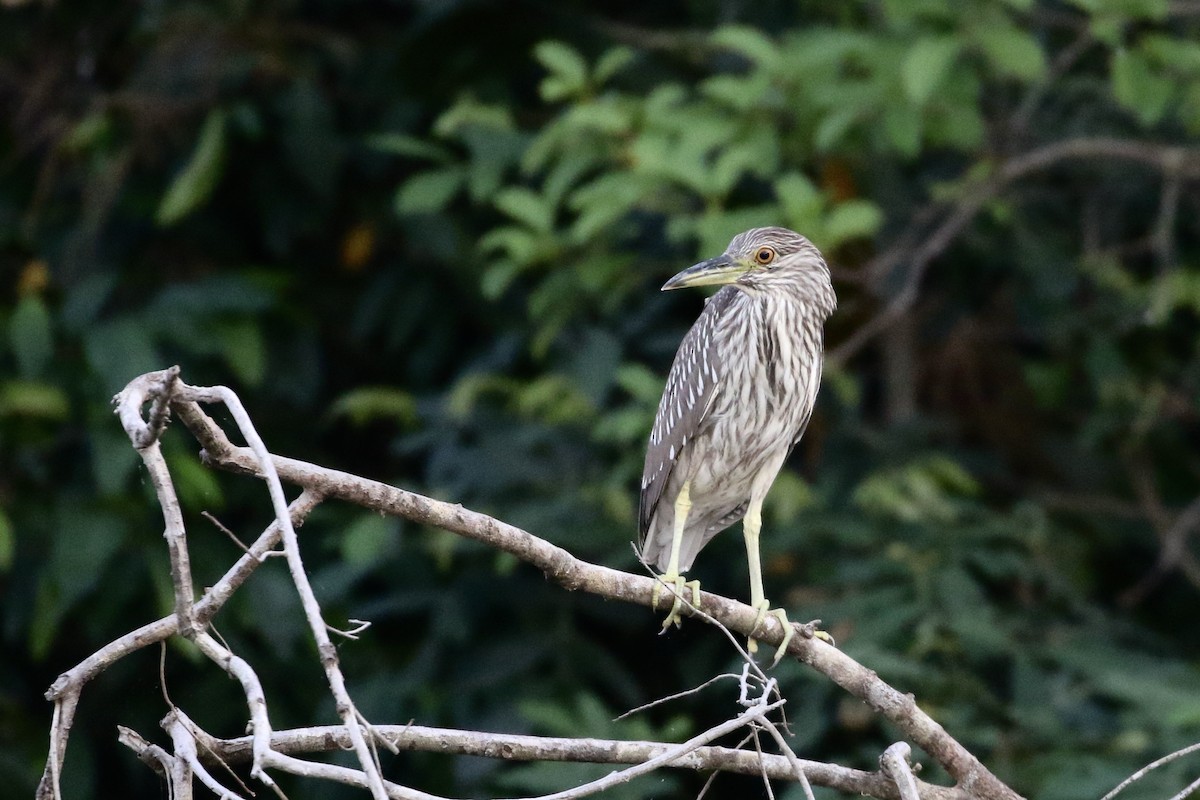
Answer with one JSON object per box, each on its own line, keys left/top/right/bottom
{"left": 639, "top": 227, "right": 836, "bottom": 664}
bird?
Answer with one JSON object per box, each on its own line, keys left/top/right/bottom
{"left": 638, "top": 227, "right": 836, "bottom": 665}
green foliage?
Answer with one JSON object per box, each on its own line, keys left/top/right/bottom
{"left": 156, "top": 109, "right": 228, "bottom": 226}
{"left": 3, "top": 2, "right": 1200, "bottom": 799}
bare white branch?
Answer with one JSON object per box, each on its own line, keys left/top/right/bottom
{"left": 174, "top": 386, "right": 1012, "bottom": 799}
{"left": 1101, "top": 741, "right": 1200, "bottom": 800}
{"left": 881, "top": 743, "right": 921, "bottom": 800}
{"left": 189, "top": 384, "right": 390, "bottom": 800}
{"left": 194, "top": 721, "right": 963, "bottom": 800}
{"left": 166, "top": 711, "right": 247, "bottom": 800}
{"left": 45, "top": 370, "right": 1022, "bottom": 800}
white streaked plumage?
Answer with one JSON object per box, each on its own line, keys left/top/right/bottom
{"left": 638, "top": 227, "right": 837, "bottom": 573}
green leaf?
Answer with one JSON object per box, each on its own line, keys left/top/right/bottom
{"left": 813, "top": 106, "right": 862, "bottom": 152}
{"left": 340, "top": 513, "right": 399, "bottom": 566}
{"left": 61, "top": 112, "right": 112, "bottom": 153}
{"left": 479, "top": 227, "right": 540, "bottom": 265}
{"left": 393, "top": 168, "right": 465, "bottom": 215}
{"left": 330, "top": 387, "right": 417, "bottom": 426}
{"left": 594, "top": 46, "right": 634, "bottom": 84}
{"left": 535, "top": 41, "right": 589, "bottom": 101}
{"left": 976, "top": 26, "right": 1047, "bottom": 81}
{"left": 156, "top": 109, "right": 227, "bottom": 226}
{"left": 1181, "top": 81, "right": 1200, "bottom": 134}
{"left": 774, "top": 172, "right": 824, "bottom": 232}
{"left": 563, "top": 101, "right": 631, "bottom": 135}
{"left": 9, "top": 295, "right": 53, "bottom": 378}
{"left": 366, "top": 133, "right": 455, "bottom": 162}
{"left": 494, "top": 187, "right": 554, "bottom": 233}
{"left": 711, "top": 25, "right": 780, "bottom": 69}
{"left": 882, "top": 104, "right": 922, "bottom": 157}
{"left": 902, "top": 37, "right": 961, "bottom": 104}
{"left": 568, "top": 173, "right": 645, "bottom": 242}
{"left": 823, "top": 200, "right": 884, "bottom": 247}
{"left": 166, "top": 450, "right": 225, "bottom": 510}
{"left": 1112, "top": 47, "right": 1174, "bottom": 125}
{"left": 1140, "top": 34, "right": 1200, "bottom": 74}
{"left": 480, "top": 259, "right": 523, "bottom": 300}
{"left": 214, "top": 319, "right": 266, "bottom": 387}
{"left": 0, "top": 508, "right": 13, "bottom": 572}
{"left": 0, "top": 380, "right": 69, "bottom": 420}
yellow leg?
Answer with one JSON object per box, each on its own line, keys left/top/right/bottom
{"left": 744, "top": 497, "right": 794, "bottom": 667}
{"left": 651, "top": 481, "right": 702, "bottom": 629}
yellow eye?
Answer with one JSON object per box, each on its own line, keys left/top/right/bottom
{"left": 754, "top": 246, "right": 776, "bottom": 265}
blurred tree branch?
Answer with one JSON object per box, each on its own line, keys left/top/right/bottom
{"left": 832, "top": 137, "right": 1200, "bottom": 366}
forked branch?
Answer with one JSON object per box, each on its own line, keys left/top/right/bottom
{"left": 39, "top": 369, "right": 1022, "bottom": 800}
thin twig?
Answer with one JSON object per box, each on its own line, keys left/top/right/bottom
{"left": 1168, "top": 774, "right": 1200, "bottom": 800}
{"left": 202, "top": 511, "right": 258, "bottom": 557}
{"left": 1100, "top": 741, "right": 1200, "bottom": 800}
{"left": 615, "top": 673, "right": 743, "bottom": 721}
{"left": 760, "top": 715, "right": 816, "bottom": 800}
{"left": 509, "top": 698, "right": 787, "bottom": 800}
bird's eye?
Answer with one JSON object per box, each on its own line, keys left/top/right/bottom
{"left": 754, "top": 247, "right": 776, "bottom": 265}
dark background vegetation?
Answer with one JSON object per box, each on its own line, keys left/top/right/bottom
{"left": 3, "top": 1, "right": 1200, "bottom": 798}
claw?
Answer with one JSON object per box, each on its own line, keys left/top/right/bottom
{"left": 748, "top": 602, "right": 800, "bottom": 668}
{"left": 800, "top": 619, "right": 835, "bottom": 646}
{"left": 652, "top": 573, "right": 701, "bottom": 630}
{"left": 767, "top": 610, "right": 795, "bottom": 668}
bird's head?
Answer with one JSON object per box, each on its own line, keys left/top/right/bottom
{"left": 661, "top": 227, "right": 830, "bottom": 293}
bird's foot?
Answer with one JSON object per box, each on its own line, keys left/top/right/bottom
{"left": 749, "top": 603, "right": 798, "bottom": 668}
{"left": 651, "top": 573, "right": 701, "bottom": 630}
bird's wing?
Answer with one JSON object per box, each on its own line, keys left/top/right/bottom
{"left": 638, "top": 286, "right": 737, "bottom": 541}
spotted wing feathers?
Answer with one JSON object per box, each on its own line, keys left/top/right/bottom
{"left": 637, "top": 287, "right": 735, "bottom": 541}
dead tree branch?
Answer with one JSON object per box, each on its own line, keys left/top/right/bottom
{"left": 40, "top": 369, "right": 1024, "bottom": 800}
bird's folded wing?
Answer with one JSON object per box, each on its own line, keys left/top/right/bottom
{"left": 638, "top": 287, "right": 737, "bottom": 542}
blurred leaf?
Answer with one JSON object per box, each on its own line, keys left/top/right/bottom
{"left": 0, "top": 509, "right": 12, "bottom": 573}
{"left": 214, "top": 319, "right": 266, "bottom": 387}
{"left": 394, "top": 168, "right": 466, "bottom": 215}
{"left": 9, "top": 295, "right": 53, "bottom": 378}
{"left": 330, "top": 387, "right": 417, "bottom": 426}
{"left": 711, "top": 24, "right": 780, "bottom": 69}
{"left": 340, "top": 513, "right": 399, "bottom": 566}
{"left": 814, "top": 106, "right": 862, "bottom": 152}
{"left": 855, "top": 455, "right": 979, "bottom": 523}
{"left": 61, "top": 112, "right": 112, "bottom": 153}
{"left": 1112, "top": 47, "right": 1173, "bottom": 125}
{"left": 166, "top": 450, "right": 225, "bottom": 511}
{"left": 823, "top": 199, "right": 884, "bottom": 247}
{"left": 495, "top": 187, "right": 554, "bottom": 233}
{"left": 594, "top": 46, "right": 635, "bottom": 84}
{"left": 902, "top": 37, "right": 961, "bottom": 104}
{"left": 367, "top": 133, "right": 455, "bottom": 162}
{"left": 976, "top": 26, "right": 1047, "bottom": 81}
{"left": 535, "top": 41, "right": 589, "bottom": 101}
{"left": 882, "top": 104, "right": 923, "bottom": 158}
{"left": 0, "top": 380, "right": 69, "bottom": 420}
{"left": 156, "top": 109, "right": 227, "bottom": 226}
